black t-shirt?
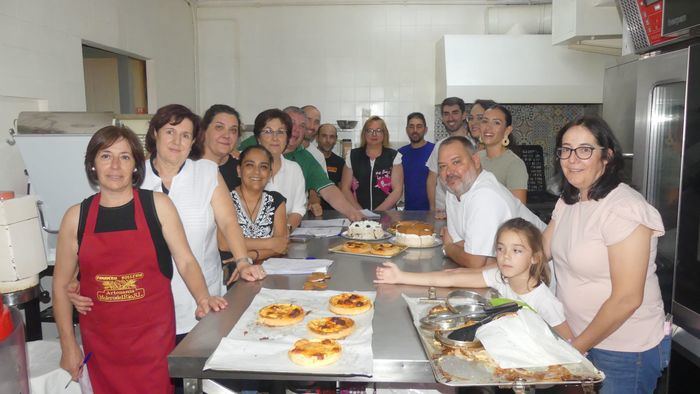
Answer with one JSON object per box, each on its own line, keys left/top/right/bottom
{"left": 77, "top": 189, "right": 172, "bottom": 279}
{"left": 322, "top": 152, "right": 345, "bottom": 210}
{"left": 218, "top": 155, "right": 241, "bottom": 192}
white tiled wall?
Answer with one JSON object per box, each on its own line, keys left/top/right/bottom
{"left": 197, "top": 4, "right": 489, "bottom": 145}
{"left": 0, "top": 0, "right": 197, "bottom": 195}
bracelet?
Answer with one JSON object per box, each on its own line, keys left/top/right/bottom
{"left": 253, "top": 250, "right": 260, "bottom": 261}
{"left": 233, "top": 256, "right": 253, "bottom": 267}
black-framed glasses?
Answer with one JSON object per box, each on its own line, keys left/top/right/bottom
{"left": 555, "top": 146, "right": 605, "bottom": 160}
{"left": 366, "top": 128, "right": 383, "bottom": 136}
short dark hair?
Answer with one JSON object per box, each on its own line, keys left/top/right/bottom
{"left": 238, "top": 145, "right": 274, "bottom": 167}
{"left": 145, "top": 104, "right": 201, "bottom": 159}
{"left": 439, "top": 135, "right": 476, "bottom": 156}
{"left": 555, "top": 115, "right": 624, "bottom": 204}
{"left": 406, "top": 112, "right": 426, "bottom": 126}
{"left": 485, "top": 104, "right": 512, "bottom": 127}
{"left": 473, "top": 99, "right": 497, "bottom": 111}
{"left": 441, "top": 97, "right": 466, "bottom": 113}
{"left": 85, "top": 126, "right": 145, "bottom": 187}
{"left": 253, "top": 108, "right": 293, "bottom": 148}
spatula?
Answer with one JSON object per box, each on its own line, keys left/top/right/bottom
{"left": 447, "top": 302, "right": 521, "bottom": 342}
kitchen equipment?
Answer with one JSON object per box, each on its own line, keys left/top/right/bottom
{"left": 336, "top": 120, "right": 358, "bottom": 130}
{"left": 446, "top": 290, "right": 488, "bottom": 314}
{"left": 0, "top": 306, "right": 29, "bottom": 394}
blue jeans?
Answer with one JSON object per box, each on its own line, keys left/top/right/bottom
{"left": 587, "top": 335, "right": 671, "bottom": 394}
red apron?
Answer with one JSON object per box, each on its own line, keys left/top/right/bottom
{"left": 78, "top": 190, "right": 175, "bottom": 394}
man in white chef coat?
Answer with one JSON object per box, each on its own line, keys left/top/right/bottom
{"left": 426, "top": 97, "right": 476, "bottom": 219}
{"left": 438, "top": 135, "right": 545, "bottom": 269}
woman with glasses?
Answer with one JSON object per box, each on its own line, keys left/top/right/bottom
{"left": 543, "top": 116, "right": 669, "bottom": 393}
{"left": 340, "top": 116, "right": 404, "bottom": 211}
{"left": 478, "top": 104, "right": 528, "bottom": 204}
{"left": 466, "top": 99, "right": 496, "bottom": 144}
{"left": 253, "top": 108, "right": 307, "bottom": 231}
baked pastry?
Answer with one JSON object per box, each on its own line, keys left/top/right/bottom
{"left": 329, "top": 293, "right": 373, "bottom": 315}
{"left": 307, "top": 316, "right": 356, "bottom": 339}
{"left": 395, "top": 221, "right": 436, "bottom": 247}
{"left": 258, "top": 303, "right": 305, "bottom": 326}
{"left": 347, "top": 220, "right": 384, "bottom": 239}
{"left": 388, "top": 220, "right": 418, "bottom": 234}
{"left": 341, "top": 241, "right": 371, "bottom": 254}
{"left": 369, "top": 242, "right": 402, "bottom": 256}
{"left": 428, "top": 304, "right": 449, "bottom": 316}
{"left": 288, "top": 338, "right": 342, "bottom": 367}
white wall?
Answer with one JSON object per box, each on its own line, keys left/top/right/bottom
{"left": 197, "top": 3, "right": 489, "bottom": 144}
{"left": 0, "top": 0, "right": 197, "bottom": 196}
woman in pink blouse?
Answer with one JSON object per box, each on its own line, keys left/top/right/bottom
{"left": 543, "top": 116, "right": 669, "bottom": 393}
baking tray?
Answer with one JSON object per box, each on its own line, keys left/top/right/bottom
{"left": 329, "top": 243, "right": 408, "bottom": 259}
{"left": 402, "top": 295, "right": 604, "bottom": 389}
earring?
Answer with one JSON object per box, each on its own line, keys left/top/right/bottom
{"left": 91, "top": 167, "right": 96, "bottom": 171}
{"left": 502, "top": 137, "right": 510, "bottom": 147}
{"left": 133, "top": 168, "right": 137, "bottom": 173}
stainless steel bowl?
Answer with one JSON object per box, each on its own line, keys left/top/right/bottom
{"left": 336, "top": 120, "right": 358, "bottom": 130}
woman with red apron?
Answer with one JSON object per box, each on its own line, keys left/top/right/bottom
{"left": 78, "top": 190, "right": 175, "bottom": 393}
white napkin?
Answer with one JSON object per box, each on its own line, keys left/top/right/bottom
{"left": 261, "top": 258, "right": 333, "bottom": 275}
{"left": 475, "top": 309, "right": 584, "bottom": 368}
{"left": 292, "top": 227, "right": 343, "bottom": 237}
{"left": 360, "top": 209, "right": 381, "bottom": 219}
{"left": 300, "top": 218, "right": 350, "bottom": 228}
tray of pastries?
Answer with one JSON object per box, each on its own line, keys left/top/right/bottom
{"left": 329, "top": 241, "right": 407, "bottom": 258}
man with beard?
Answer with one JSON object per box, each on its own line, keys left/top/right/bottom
{"left": 438, "top": 136, "right": 544, "bottom": 268}
{"left": 316, "top": 123, "right": 346, "bottom": 211}
{"left": 398, "top": 112, "right": 434, "bottom": 210}
{"left": 426, "top": 97, "right": 476, "bottom": 219}
{"left": 301, "top": 105, "right": 328, "bottom": 175}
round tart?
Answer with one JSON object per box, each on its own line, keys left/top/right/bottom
{"left": 288, "top": 338, "right": 342, "bottom": 367}
{"left": 329, "top": 293, "right": 373, "bottom": 315}
{"left": 369, "top": 242, "right": 402, "bottom": 256}
{"left": 342, "top": 241, "right": 371, "bottom": 254}
{"left": 395, "top": 221, "right": 436, "bottom": 247}
{"left": 307, "top": 316, "right": 356, "bottom": 339}
{"left": 258, "top": 303, "right": 305, "bottom": 326}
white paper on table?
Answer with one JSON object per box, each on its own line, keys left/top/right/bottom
{"left": 300, "top": 218, "right": 350, "bottom": 228}
{"left": 475, "top": 309, "right": 584, "bottom": 369}
{"left": 261, "top": 258, "right": 334, "bottom": 275}
{"left": 360, "top": 209, "right": 381, "bottom": 219}
{"left": 292, "top": 227, "right": 343, "bottom": 237}
{"left": 204, "top": 288, "right": 376, "bottom": 376}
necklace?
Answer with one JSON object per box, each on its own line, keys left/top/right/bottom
{"left": 238, "top": 187, "right": 262, "bottom": 221}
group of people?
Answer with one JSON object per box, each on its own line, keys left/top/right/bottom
{"left": 52, "top": 99, "right": 669, "bottom": 393}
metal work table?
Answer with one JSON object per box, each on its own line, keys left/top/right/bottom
{"left": 168, "top": 211, "right": 454, "bottom": 393}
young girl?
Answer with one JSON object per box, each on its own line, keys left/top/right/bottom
{"left": 375, "top": 218, "right": 574, "bottom": 339}
{"left": 218, "top": 146, "right": 288, "bottom": 281}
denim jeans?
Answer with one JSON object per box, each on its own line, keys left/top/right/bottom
{"left": 587, "top": 335, "right": 671, "bottom": 394}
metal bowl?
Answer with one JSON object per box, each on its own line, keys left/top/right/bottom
{"left": 336, "top": 120, "right": 358, "bottom": 130}
{"left": 446, "top": 290, "right": 488, "bottom": 314}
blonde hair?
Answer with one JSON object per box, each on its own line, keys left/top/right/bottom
{"left": 360, "top": 116, "right": 389, "bottom": 148}
{"left": 495, "top": 218, "right": 550, "bottom": 287}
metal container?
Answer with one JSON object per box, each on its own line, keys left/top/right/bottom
{"left": 0, "top": 307, "right": 29, "bottom": 394}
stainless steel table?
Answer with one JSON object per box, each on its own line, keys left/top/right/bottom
{"left": 168, "top": 211, "right": 455, "bottom": 393}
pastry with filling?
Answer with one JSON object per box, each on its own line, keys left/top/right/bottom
{"left": 341, "top": 241, "right": 372, "bottom": 254}
{"left": 395, "top": 222, "right": 436, "bottom": 247}
{"left": 258, "top": 303, "right": 305, "bottom": 326}
{"left": 329, "top": 293, "right": 373, "bottom": 315}
{"left": 369, "top": 242, "right": 402, "bottom": 256}
{"left": 307, "top": 316, "right": 356, "bottom": 339}
{"left": 288, "top": 338, "right": 342, "bottom": 367}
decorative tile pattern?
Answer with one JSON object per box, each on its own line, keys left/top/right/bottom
{"left": 433, "top": 104, "right": 600, "bottom": 182}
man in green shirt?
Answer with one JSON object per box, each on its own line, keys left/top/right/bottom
{"left": 239, "top": 106, "right": 363, "bottom": 221}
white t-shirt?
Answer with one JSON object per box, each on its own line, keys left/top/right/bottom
{"left": 306, "top": 142, "right": 329, "bottom": 176}
{"left": 265, "top": 156, "right": 307, "bottom": 216}
{"left": 482, "top": 267, "right": 566, "bottom": 327}
{"left": 142, "top": 159, "right": 225, "bottom": 334}
{"left": 446, "top": 170, "right": 545, "bottom": 257}
{"left": 426, "top": 138, "right": 448, "bottom": 211}
{"left": 344, "top": 151, "right": 402, "bottom": 169}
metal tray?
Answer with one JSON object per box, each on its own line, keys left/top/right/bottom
{"left": 403, "top": 295, "right": 604, "bottom": 390}
{"left": 329, "top": 243, "right": 407, "bottom": 259}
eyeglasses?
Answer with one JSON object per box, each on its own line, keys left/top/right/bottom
{"left": 260, "top": 128, "right": 287, "bottom": 138}
{"left": 466, "top": 114, "right": 483, "bottom": 123}
{"left": 555, "top": 146, "right": 605, "bottom": 160}
{"left": 366, "top": 128, "right": 384, "bottom": 136}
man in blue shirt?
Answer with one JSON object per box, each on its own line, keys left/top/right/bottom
{"left": 398, "top": 112, "right": 434, "bottom": 210}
